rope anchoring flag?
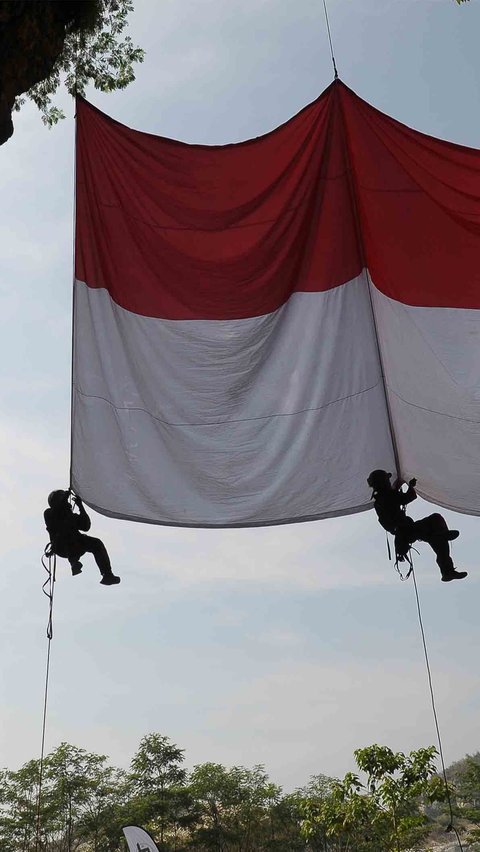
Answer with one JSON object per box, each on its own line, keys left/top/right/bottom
{"left": 73, "top": 81, "right": 480, "bottom": 527}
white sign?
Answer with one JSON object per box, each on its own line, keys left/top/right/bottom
{"left": 123, "top": 825, "right": 159, "bottom": 852}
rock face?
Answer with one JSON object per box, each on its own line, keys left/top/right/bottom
{"left": 0, "top": 1, "right": 96, "bottom": 144}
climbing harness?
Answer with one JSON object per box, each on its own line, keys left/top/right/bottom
{"left": 386, "top": 531, "right": 413, "bottom": 580}
{"left": 383, "top": 502, "right": 415, "bottom": 581}
{"left": 35, "top": 544, "right": 57, "bottom": 851}
{"left": 395, "top": 549, "right": 414, "bottom": 582}
{"left": 388, "top": 534, "right": 415, "bottom": 582}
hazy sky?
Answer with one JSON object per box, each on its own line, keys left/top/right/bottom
{"left": 1, "top": 0, "right": 480, "bottom": 790}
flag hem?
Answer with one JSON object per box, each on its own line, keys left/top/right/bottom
{"left": 73, "top": 491, "right": 374, "bottom": 528}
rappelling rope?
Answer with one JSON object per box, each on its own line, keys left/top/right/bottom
{"left": 35, "top": 546, "right": 57, "bottom": 851}
{"left": 403, "top": 554, "right": 464, "bottom": 850}
{"left": 322, "top": 0, "right": 338, "bottom": 79}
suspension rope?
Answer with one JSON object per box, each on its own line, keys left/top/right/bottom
{"left": 410, "top": 564, "right": 464, "bottom": 850}
{"left": 35, "top": 548, "right": 57, "bottom": 851}
{"left": 322, "top": 0, "right": 338, "bottom": 79}
{"left": 69, "top": 29, "right": 80, "bottom": 494}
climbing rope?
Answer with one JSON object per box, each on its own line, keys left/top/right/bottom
{"left": 35, "top": 546, "right": 57, "bottom": 851}
{"left": 410, "top": 565, "right": 464, "bottom": 850}
{"left": 322, "top": 0, "right": 338, "bottom": 79}
{"left": 397, "top": 550, "right": 464, "bottom": 850}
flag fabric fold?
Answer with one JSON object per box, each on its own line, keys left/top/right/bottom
{"left": 73, "top": 82, "right": 480, "bottom": 526}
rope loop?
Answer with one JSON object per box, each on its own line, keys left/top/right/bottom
{"left": 41, "top": 544, "right": 56, "bottom": 639}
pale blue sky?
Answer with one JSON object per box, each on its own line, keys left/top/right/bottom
{"left": 1, "top": 0, "right": 479, "bottom": 789}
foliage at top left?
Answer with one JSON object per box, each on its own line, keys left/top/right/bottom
{"left": 0, "top": 0, "right": 144, "bottom": 145}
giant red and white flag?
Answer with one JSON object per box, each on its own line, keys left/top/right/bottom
{"left": 73, "top": 82, "right": 480, "bottom": 527}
